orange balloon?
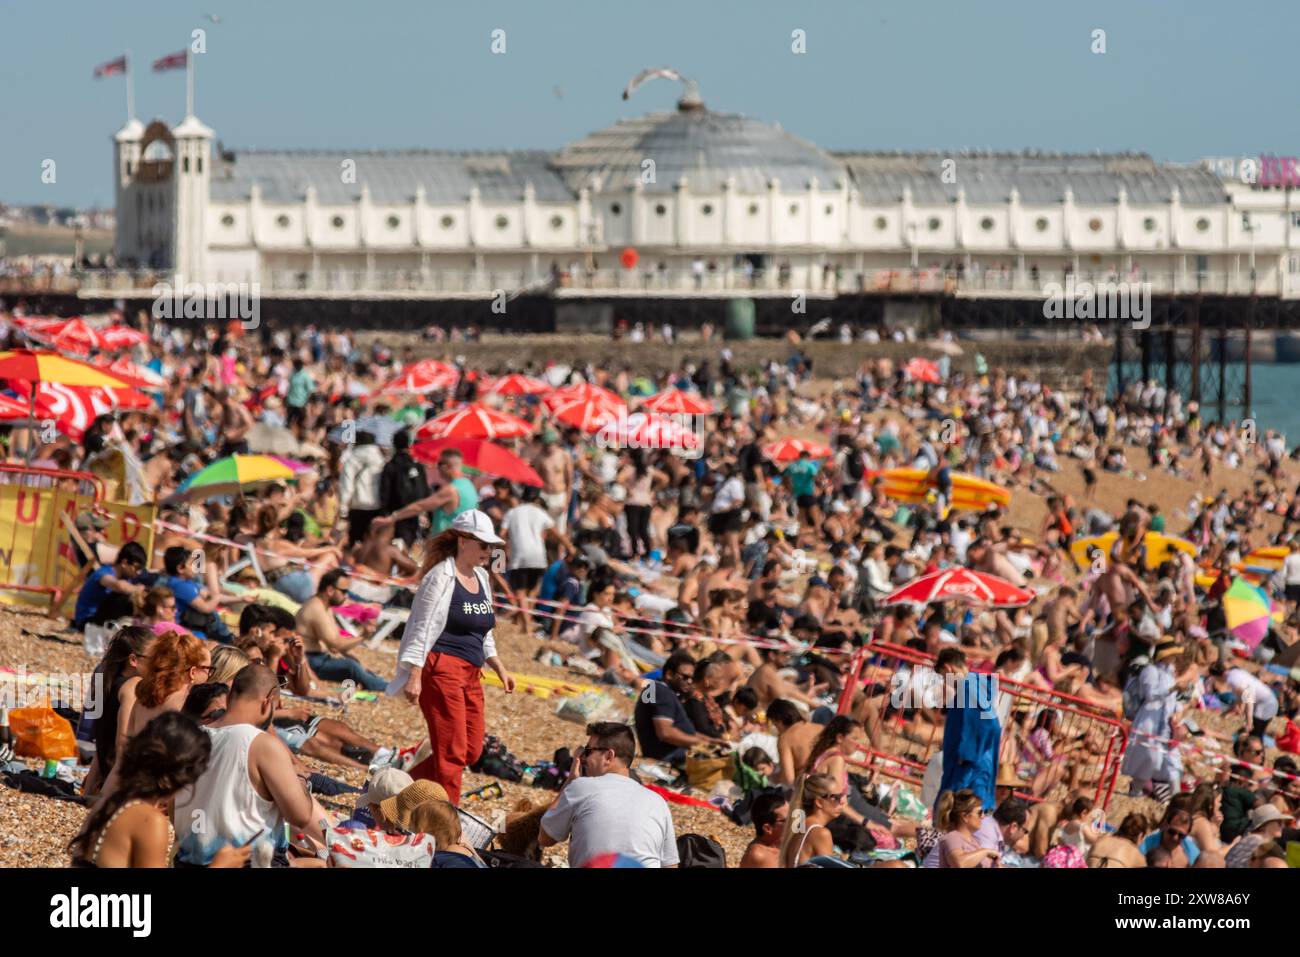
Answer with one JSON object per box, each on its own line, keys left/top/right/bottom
{"left": 620, "top": 247, "right": 639, "bottom": 270}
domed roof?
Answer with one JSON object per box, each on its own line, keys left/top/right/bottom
{"left": 552, "top": 107, "right": 847, "bottom": 195}
{"left": 114, "top": 118, "right": 145, "bottom": 143}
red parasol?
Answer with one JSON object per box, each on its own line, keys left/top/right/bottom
{"left": 482, "top": 373, "right": 552, "bottom": 397}
{"left": 604, "top": 411, "right": 701, "bottom": 452}
{"left": 411, "top": 437, "right": 543, "bottom": 487}
{"left": 641, "top": 388, "right": 714, "bottom": 415}
{"left": 99, "top": 325, "right": 150, "bottom": 350}
{"left": 762, "top": 437, "right": 834, "bottom": 462}
{"left": 883, "top": 567, "right": 1034, "bottom": 608}
{"left": 415, "top": 402, "right": 534, "bottom": 441}
{"left": 905, "top": 357, "right": 942, "bottom": 385}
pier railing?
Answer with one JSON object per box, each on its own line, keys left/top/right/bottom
{"left": 27, "top": 265, "right": 1297, "bottom": 299}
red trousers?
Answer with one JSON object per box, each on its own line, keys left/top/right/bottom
{"left": 409, "top": 652, "right": 484, "bottom": 805}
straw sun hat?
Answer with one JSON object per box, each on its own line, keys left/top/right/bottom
{"left": 376, "top": 780, "right": 450, "bottom": 831}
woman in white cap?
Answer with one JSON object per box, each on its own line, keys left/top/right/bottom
{"left": 388, "top": 509, "right": 515, "bottom": 804}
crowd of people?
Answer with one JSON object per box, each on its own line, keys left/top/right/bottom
{"left": 0, "top": 303, "right": 1296, "bottom": 870}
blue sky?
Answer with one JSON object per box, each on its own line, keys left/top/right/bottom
{"left": 0, "top": 0, "right": 1290, "bottom": 207}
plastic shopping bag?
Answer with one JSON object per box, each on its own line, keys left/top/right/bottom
{"left": 10, "top": 706, "right": 78, "bottom": 760}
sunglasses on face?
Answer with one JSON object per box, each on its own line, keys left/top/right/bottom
{"left": 201, "top": 708, "right": 226, "bottom": 722}
{"left": 1164, "top": 827, "right": 1188, "bottom": 841}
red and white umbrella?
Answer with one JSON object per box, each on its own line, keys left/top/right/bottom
{"left": 905, "top": 357, "right": 942, "bottom": 385}
{"left": 376, "top": 369, "right": 457, "bottom": 395}
{"left": 483, "top": 373, "right": 551, "bottom": 397}
{"left": 763, "top": 437, "right": 834, "bottom": 462}
{"left": 550, "top": 401, "right": 619, "bottom": 435}
{"left": 12, "top": 316, "right": 64, "bottom": 335}
{"left": 546, "top": 381, "right": 623, "bottom": 409}
{"left": 10, "top": 381, "right": 145, "bottom": 441}
{"left": 100, "top": 325, "right": 150, "bottom": 350}
{"left": 641, "top": 388, "right": 713, "bottom": 415}
{"left": 0, "top": 393, "right": 37, "bottom": 422}
{"left": 96, "top": 357, "right": 166, "bottom": 389}
{"left": 547, "top": 394, "right": 623, "bottom": 434}
{"left": 415, "top": 402, "right": 534, "bottom": 441}
{"left": 883, "top": 567, "right": 1034, "bottom": 608}
{"left": 377, "top": 360, "right": 459, "bottom": 396}
{"left": 41, "top": 318, "right": 106, "bottom": 355}
{"left": 609, "top": 412, "right": 702, "bottom": 452}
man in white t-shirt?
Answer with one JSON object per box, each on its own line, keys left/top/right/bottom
{"left": 501, "top": 487, "right": 571, "bottom": 629}
{"left": 709, "top": 469, "right": 747, "bottom": 566}
{"left": 540, "top": 722, "right": 679, "bottom": 868}
{"left": 1210, "top": 664, "right": 1280, "bottom": 738}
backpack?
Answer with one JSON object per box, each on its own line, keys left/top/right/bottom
{"left": 470, "top": 735, "right": 525, "bottom": 782}
{"left": 845, "top": 451, "right": 865, "bottom": 483}
{"left": 381, "top": 453, "right": 428, "bottom": 511}
{"left": 676, "top": 833, "right": 727, "bottom": 868}
{"left": 478, "top": 849, "right": 545, "bottom": 868}
{"left": 1122, "top": 674, "right": 1144, "bottom": 720}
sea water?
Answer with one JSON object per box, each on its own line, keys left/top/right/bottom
{"left": 1112, "top": 362, "right": 1300, "bottom": 445}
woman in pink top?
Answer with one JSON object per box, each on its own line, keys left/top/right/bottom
{"left": 936, "top": 789, "right": 999, "bottom": 868}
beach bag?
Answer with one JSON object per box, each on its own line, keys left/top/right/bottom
{"left": 555, "top": 691, "right": 617, "bottom": 725}
{"left": 327, "top": 827, "right": 436, "bottom": 868}
{"left": 1122, "top": 674, "right": 1144, "bottom": 720}
{"left": 9, "top": 706, "right": 77, "bottom": 760}
{"left": 685, "top": 750, "right": 732, "bottom": 790}
{"left": 677, "top": 834, "right": 727, "bottom": 868}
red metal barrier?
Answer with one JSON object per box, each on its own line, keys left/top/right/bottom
{"left": 837, "top": 640, "right": 1129, "bottom": 809}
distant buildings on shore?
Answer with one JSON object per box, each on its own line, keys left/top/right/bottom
{"left": 0, "top": 205, "right": 114, "bottom": 232}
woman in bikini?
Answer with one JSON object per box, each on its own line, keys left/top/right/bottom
{"left": 1085, "top": 812, "right": 1149, "bottom": 868}
{"left": 778, "top": 772, "right": 846, "bottom": 867}
{"left": 804, "top": 715, "right": 913, "bottom": 847}
{"left": 1187, "top": 783, "right": 1226, "bottom": 857}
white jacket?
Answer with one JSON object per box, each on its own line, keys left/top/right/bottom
{"left": 338, "top": 443, "right": 386, "bottom": 514}
{"left": 385, "top": 557, "right": 498, "bottom": 696}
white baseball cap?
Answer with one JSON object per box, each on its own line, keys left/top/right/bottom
{"left": 451, "top": 508, "right": 504, "bottom": 544}
{"left": 355, "top": 766, "right": 413, "bottom": 808}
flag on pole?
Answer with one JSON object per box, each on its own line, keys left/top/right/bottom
{"left": 94, "top": 56, "right": 127, "bottom": 79}
{"left": 152, "top": 50, "right": 187, "bottom": 72}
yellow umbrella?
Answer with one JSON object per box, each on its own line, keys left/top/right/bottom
{"left": 0, "top": 349, "right": 137, "bottom": 389}
{"left": 0, "top": 350, "right": 137, "bottom": 461}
